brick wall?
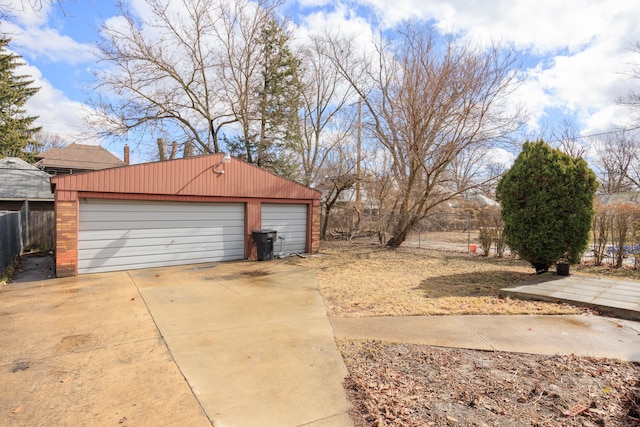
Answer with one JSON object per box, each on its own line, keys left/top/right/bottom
{"left": 55, "top": 200, "right": 78, "bottom": 277}
{"left": 245, "top": 200, "right": 261, "bottom": 260}
{"left": 311, "top": 201, "right": 321, "bottom": 253}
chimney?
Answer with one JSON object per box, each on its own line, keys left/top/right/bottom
{"left": 124, "top": 144, "right": 130, "bottom": 165}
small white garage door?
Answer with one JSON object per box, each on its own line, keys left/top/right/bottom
{"left": 261, "top": 203, "right": 308, "bottom": 254}
{"left": 78, "top": 199, "right": 245, "bottom": 274}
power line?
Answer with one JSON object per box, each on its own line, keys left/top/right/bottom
{"left": 36, "top": 120, "right": 87, "bottom": 129}
{"left": 544, "top": 125, "right": 640, "bottom": 145}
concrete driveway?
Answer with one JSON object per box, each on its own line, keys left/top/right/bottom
{"left": 0, "top": 261, "right": 352, "bottom": 426}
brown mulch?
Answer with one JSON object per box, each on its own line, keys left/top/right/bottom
{"left": 340, "top": 340, "right": 640, "bottom": 427}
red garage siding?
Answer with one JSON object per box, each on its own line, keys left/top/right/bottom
{"left": 51, "top": 154, "right": 321, "bottom": 277}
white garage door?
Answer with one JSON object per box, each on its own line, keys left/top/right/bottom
{"left": 261, "top": 203, "right": 308, "bottom": 254}
{"left": 78, "top": 199, "right": 245, "bottom": 274}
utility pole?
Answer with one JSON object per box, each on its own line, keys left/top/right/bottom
{"left": 354, "top": 98, "right": 362, "bottom": 230}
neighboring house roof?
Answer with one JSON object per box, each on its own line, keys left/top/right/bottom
{"left": 0, "top": 157, "right": 54, "bottom": 201}
{"left": 35, "top": 143, "right": 125, "bottom": 171}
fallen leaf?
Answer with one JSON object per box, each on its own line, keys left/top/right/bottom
{"left": 119, "top": 416, "right": 127, "bottom": 423}
{"left": 11, "top": 404, "right": 23, "bottom": 414}
{"left": 60, "top": 377, "right": 72, "bottom": 383}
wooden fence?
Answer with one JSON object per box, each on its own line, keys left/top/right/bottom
{"left": 28, "top": 210, "right": 55, "bottom": 251}
{"left": 0, "top": 203, "right": 55, "bottom": 272}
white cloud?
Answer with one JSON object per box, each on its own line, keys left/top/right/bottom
{"left": 486, "top": 147, "right": 515, "bottom": 167}
{"left": 296, "top": 3, "right": 376, "bottom": 43}
{"left": 5, "top": 0, "right": 640, "bottom": 154}
{"left": 4, "top": 21, "right": 96, "bottom": 64}
{"left": 18, "top": 63, "right": 93, "bottom": 143}
{"left": 2, "top": 0, "right": 53, "bottom": 27}
{"left": 3, "top": 1, "right": 96, "bottom": 65}
{"left": 297, "top": 0, "right": 640, "bottom": 134}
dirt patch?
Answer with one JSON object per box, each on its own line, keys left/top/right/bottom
{"left": 241, "top": 270, "right": 270, "bottom": 277}
{"left": 55, "top": 334, "right": 98, "bottom": 352}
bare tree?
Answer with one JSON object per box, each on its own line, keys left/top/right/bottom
{"left": 297, "top": 36, "right": 354, "bottom": 186}
{"left": 33, "top": 130, "right": 67, "bottom": 152}
{"left": 89, "top": 0, "right": 259, "bottom": 155}
{"left": 215, "top": 0, "right": 303, "bottom": 173}
{"left": 619, "top": 41, "right": 640, "bottom": 117}
{"left": 1, "top": 0, "right": 65, "bottom": 18}
{"left": 315, "top": 129, "right": 357, "bottom": 240}
{"left": 361, "top": 147, "right": 396, "bottom": 244}
{"left": 550, "top": 119, "right": 588, "bottom": 158}
{"left": 594, "top": 129, "right": 640, "bottom": 194}
{"left": 323, "top": 23, "right": 525, "bottom": 247}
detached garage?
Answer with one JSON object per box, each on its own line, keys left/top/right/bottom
{"left": 51, "top": 154, "right": 321, "bottom": 277}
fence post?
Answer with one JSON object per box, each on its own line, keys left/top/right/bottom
{"left": 20, "top": 200, "right": 29, "bottom": 251}
{"left": 467, "top": 213, "right": 471, "bottom": 254}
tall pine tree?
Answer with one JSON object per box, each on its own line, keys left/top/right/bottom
{"left": 224, "top": 16, "right": 302, "bottom": 179}
{"left": 0, "top": 38, "right": 41, "bottom": 162}
{"left": 255, "top": 17, "right": 302, "bottom": 178}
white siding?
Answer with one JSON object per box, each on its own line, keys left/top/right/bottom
{"left": 261, "top": 203, "right": 307, "bottom": 254}
{"left": 78, "top": 199, "right": 245, "bottom": 274}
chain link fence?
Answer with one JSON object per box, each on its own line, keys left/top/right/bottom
{"left": 323, "top": 206, "right": 483, "bottom": 253}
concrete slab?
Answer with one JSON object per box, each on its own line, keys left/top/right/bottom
{"left": 0, "top": 272, "right": 210, "bottom": 426}
{"left": 7, "top": 253, "right": 55, "bottom": 284}
{"left": 332, "top": 315, "right": 640, "bottom": 362}
{"left": 500, "top": 273, "right": 640, "bottom": 321}
{"left": 129, "top": 261, "right": 353, "bottom": 427}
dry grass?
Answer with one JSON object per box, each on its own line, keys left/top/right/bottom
{"left": 289, "top": 240, "right": 583, "bottom": 317}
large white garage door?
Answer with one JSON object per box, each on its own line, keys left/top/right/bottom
{"left": 261, "top": 203, "right": 308, "bottom": 254}
{"left": 78, "top": 199, "right": 245, "bottom": 274}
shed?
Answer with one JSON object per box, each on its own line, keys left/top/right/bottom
{"left": 0, "top": 157, "right": 56, "bottom": 251}
{"left": 51, "top": 154, "right": 321, "bottom": 277}
{"left": 0, "top": 157, "right": 54, "bottom": 210}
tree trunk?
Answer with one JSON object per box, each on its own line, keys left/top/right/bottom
{"left": 386, "top": 212, "right": 417, "bottom": 247}
{"left": 320, "top": 203, "right": 333, "bottom": 240}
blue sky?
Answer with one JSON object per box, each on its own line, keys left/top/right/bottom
{"left": 2, "top": 0, "right": 640, "bottom": 164}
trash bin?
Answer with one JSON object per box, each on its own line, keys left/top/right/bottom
{"left": 252, "top": 229, "right": 277, "bottom": 261}
{"left": 556, "top": 262, "right": 570, "bottom": 276}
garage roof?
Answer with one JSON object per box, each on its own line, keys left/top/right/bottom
{"left": 51, "top": 153, "right": 320, "bottom": 200}
{"left": 0, "top": 157, "right": 54, "bottom": 201}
